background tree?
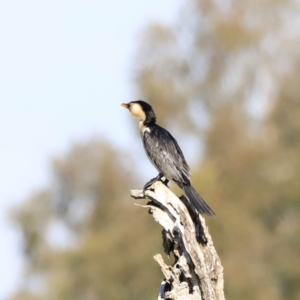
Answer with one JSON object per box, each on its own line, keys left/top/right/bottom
{"left": 133, "top": 0, "right": 300, "bottom": 299}
{"left": 10, "top": 140, "right": 163, "bottom": 300}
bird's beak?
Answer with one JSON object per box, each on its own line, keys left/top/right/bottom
{"left": 121, "top": 103, "right": 129, "bottom": 109}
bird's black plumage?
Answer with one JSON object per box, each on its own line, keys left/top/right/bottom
{"left": 142, "top": 123, "right": 190, "bottom": 186}
{"left": 121, "top": 100, "right": 215, "bottom": 217}
{"left": 142, "top": 123, "right": 215, "bottom": 216}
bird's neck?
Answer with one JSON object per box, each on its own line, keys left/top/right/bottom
{"left": 140, "top": 119, "right": 156, "bottom": 127}
{"left": 139, "top": 120, "right": 152, "bottom": 134}
{"left": 144, "top": 111, "right": 156, "bottom": 125}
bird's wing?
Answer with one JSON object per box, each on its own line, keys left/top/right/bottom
{"left": 142, "top": 125, "right": 191, "bottom": 184}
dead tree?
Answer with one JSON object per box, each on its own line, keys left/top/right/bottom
{"left": 131, "top": 181, "right": 225, "bottom": 300}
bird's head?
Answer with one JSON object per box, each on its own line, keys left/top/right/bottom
{"left": 121, "top": 100, "right": 156, "bottom": 124}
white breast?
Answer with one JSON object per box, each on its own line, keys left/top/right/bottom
{"left": 139, "top": 121, "right": 150, "bottom": 134}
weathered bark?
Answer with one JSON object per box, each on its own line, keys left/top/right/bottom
{"left": 131, "top": 181, "right": 225, "bottom": 300}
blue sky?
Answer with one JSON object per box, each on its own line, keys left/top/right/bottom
{"left": 0, "top": 1, "right": 181, "bottom": 298}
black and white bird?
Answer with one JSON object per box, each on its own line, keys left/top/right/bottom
{"left": 121, "top": 100, "right": 215, "bottom": 217}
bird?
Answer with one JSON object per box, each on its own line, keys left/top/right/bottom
{"left": 121, "top": 100, "right": 215, "bottom": 217}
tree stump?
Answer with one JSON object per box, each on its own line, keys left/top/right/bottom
{"left": 131, "top": 181, "right": 225, "bottom": 300}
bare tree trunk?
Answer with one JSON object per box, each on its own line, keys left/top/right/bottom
{"left": 131, "top": 181, "right": 225, "bottom": 300}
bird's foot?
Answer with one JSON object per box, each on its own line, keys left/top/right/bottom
{"left": 162, "top": 178, "right": 169, "bottom": 187}
{"left": 142, "top": 173, "right": 163, "bottom": 196}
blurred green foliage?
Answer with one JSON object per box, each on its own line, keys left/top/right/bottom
{"left": 9, "top": 0, "right": 300, "bottom": 299}
{"left": 10, "top": 141, "right": 163, "bottom": 300}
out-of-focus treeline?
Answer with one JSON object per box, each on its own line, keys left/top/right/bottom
{"left": 9, "top": 0, "right": 300, "bottom": 299}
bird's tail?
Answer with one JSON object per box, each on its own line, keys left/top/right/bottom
{"left": 183, "top": 185, "right": 215, "bottom": 216}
